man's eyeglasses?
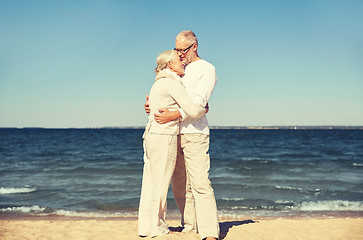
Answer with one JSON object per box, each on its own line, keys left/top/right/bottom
{"left": 174, "top": 43, "right": 195, "bottom": 54}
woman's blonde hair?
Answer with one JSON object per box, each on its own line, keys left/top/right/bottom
{"left": 155, "top": 50, "right": 176, "bottom": 74}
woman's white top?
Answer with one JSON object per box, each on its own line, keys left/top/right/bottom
{"left": 146, "top": 68, "right": 206, "bottom": 135}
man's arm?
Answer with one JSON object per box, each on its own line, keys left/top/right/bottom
{"left": 193, "top": 64, "right": 216, "bottom": 108}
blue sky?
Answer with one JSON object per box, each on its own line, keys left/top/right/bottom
{"left": 1, "top": 0, "right": 362, "bottom": 128}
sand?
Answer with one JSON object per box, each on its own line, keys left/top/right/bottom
{"left": 1, "top": 217, "right": 362, "bottom": 240}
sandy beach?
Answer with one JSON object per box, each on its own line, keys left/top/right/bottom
{"left": 1, "top": 217, "right": 362, "bottom": 240}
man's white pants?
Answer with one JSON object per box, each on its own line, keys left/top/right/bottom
{"left": 172, "top": 134, "right": 220, "bottom": 239}
{"left": 138, "top": 132, "right": 177, "bottom": 237}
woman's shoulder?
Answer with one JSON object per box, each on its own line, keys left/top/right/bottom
{"left": 155, "top": 69, "right": 180, "bottom": 81}
{"left": 158, "top": 77, "right": 183, "bottom": 88}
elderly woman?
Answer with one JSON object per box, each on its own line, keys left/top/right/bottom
{"left": 138, "top": 50, "right": 206, "bottom": 238}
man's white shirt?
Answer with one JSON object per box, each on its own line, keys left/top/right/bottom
{"left": 178, "top": 59, "right": 217, "bottom": 135}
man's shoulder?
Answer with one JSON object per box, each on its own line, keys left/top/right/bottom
{"left": 188, "top": 59, "right": 215, "bottom": 71}
{"left": 200, "top": 59, "right": 215, "bottom": 71}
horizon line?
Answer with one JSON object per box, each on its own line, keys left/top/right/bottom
{"left": 1, "top": 125, "right": 363, "bottom": 130}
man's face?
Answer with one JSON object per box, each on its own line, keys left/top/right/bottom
{"left": 175, "top": 38, "right": 194, "bottom": 65}
{"left": 169, "top": 55, "right": 185, "bottom": 77}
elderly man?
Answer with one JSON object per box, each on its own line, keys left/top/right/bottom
{"left": 145, "top": 30, "right": 219, "bottom": 240}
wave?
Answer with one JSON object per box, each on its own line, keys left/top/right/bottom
{"left": 0, "top": 205, "right": 46, "bottom": 213}
{"left": 297, "top": 200, "right": 363, "bottom": 211}
{"left": 221, "top": 197, "right": 245, "bottom": 201}
{"left": 219, "top": 200, "right": 363, "bottom": 212}
{"left": 0, "top": 205, "right": 138, "bottom": 218}
{"left": 0, "top": 187, "right": 37, "bottom": 194}
{"left": 275, "top": 186, "right": 304, "bottom": 191}
{"left": 1, "top": 201, "right": 362, "bottom": 219}
{"left": 50, "top": 209, "right": 137, "bottom": 218}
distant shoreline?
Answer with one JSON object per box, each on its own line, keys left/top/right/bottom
{"left": 1, "top": 126, "right": 363, "bottom": 130}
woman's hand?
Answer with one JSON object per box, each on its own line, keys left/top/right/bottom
{"left": 154, "top": 109, "right": 181, "bottom": 124}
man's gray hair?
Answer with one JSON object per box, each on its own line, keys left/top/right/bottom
{"left": 176, "top": 30, "right": 198, "bottom": 45}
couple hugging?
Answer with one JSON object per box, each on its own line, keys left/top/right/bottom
{"left": 138, "top": 30, "right": 219, "bottom": 240}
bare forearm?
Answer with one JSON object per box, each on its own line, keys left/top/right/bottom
{"left": 154, "top": 109, "right": 181, "bottom": 124}
{"left": 171, "top": 110, "right": 182, "bottom": 121}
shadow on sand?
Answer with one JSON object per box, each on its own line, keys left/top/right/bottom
{"left": 169, "top": 220, "right": 257, "bottom": 239}
{"left": 219, "top": 220, "right": 257, "bottom": 240}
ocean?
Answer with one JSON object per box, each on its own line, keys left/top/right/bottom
{"left": 0, "top": 128, "right": 362, "bottom": 219}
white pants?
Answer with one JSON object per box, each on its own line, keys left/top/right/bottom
{"left": 172, "top": 134, "right": 220, "bottom": 239}
{"left": 138, "top": 132, "right": 177, "bottom": 237}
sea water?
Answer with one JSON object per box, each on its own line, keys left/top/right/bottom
{"left": 0, "top": 128, "right": 362, "bottom": 219}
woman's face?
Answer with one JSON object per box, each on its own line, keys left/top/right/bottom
{"left": 169, "top": 55, "right": 185, "bottom": 76}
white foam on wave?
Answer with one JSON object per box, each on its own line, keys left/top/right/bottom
{"left": 222, "top": 197, "right": 245, "bottom": 201}
{"left": 0, "top": 205, "right": 46, "bottom": 213}
{"left": 297, "top": 200, "right": 363, "bottom": 211}
{"left": 353, "top": 163, "right": 363, "bottom": 167}
{"left": 275, "top": 200, "right": 294, "bottom": 204}
{"left": 218, "top": 200, "right": 363, "bottom": 212}
{"left": 51, "top": 209, "right": 137, "bottom": 218}
{"left": 0, "top": 205, "right": 138, "bottom": 218}
{"left": 0, "top": 187, "right": 37, "bottom": 194}
{"left": 275, "top": 185, "right": 303, "bottom": 191}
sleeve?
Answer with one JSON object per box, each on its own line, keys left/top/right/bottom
{"left": 192, "top": 64, "right": 217, "bottom": 108}
{"left": 168, "top": 80, "right": 206, "bottom": 119}
{"left": 178, "top": 108, "right": 187, "bottom": 120}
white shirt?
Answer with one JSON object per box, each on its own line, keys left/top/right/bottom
{"left": 146, "top": 69, "right": 206, "bottom": 135}
{"left": 179, "top": 59, "right": 217, "bottom": 135}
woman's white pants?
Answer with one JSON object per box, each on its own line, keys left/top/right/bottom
{"left": 138, "top": 132, "right": 177, "bottom": 237}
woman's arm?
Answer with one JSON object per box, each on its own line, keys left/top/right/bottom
{"left": 167, "top": 80, "right": 206, "bottom": 118}
{"left": 154, "top": 109, "right": 181, "bottom": 124}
